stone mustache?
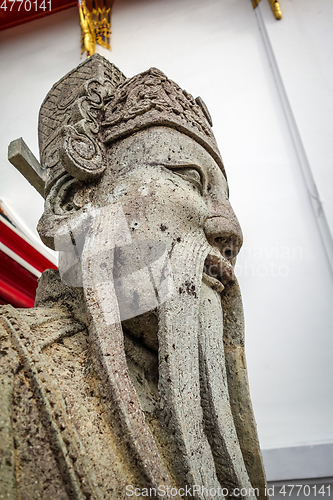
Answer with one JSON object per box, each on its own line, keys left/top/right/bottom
{"left": 0, "top": 54, "right": 268, "bottom": 500}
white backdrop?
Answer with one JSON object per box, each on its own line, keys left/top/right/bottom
{"left": 0, "top": 0, "right": 332, "bottom": 478}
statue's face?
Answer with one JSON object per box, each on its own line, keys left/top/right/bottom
{"left": 90, "top": 127, "right": 243, "bottom": 350}
{"left": 96, "top": 126, "right": 242, "bottom": 274}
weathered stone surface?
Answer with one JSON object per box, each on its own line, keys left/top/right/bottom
{"left": 0, "top": 54, "right": 268, "bottom": 500}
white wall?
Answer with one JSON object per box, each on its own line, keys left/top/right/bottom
{"left": 259, "top": 0, "right": 333, "bottom": 236}
{"left": 0, "top": 0, "right": 332, "bottom": 469}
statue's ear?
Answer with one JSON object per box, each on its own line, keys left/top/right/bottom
{"left": 59, "top": 124, "right": 107, "bottom": 181}
{"left": 37, "top": 174, "right": 93, "bottom": 250}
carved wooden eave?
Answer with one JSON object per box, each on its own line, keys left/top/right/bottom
{"left": 0, "top": 0, "right": 76, "bottom": 31}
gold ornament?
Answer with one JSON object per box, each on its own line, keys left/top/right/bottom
{"left": 252, "top": 0, "right": 282, "bottom": 20}
{"left": 78, "top": 0, "right": 113, "bottom": 58}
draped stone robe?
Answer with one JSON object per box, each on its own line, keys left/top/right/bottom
{"left": 0, "top": 270, "right": 164, "bottom": 500}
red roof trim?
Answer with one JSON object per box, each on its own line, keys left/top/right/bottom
{"left": 0, "top": 0, "right": 77, "bottom": 32}
{"left": 0, "top": 219, "right": 57, "bottom": 273}
{"left": 0, "top": 250, "right": 38, "bottom": 307}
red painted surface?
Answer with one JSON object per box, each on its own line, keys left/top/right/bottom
{"left": 0, "top": 250, "right": 38, "bottom": 307}
{"left": 0, "top": 0, "right": 76, "bottom": 31}
{"left": 0, "top": 219, "right": 57, "bottom": 273}
{"left": 0, "top": 219, "right": 57, "bottom": 308}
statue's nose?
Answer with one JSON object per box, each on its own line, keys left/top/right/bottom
{"left": 204, "top": 203, "right": 243, "bottom": 260}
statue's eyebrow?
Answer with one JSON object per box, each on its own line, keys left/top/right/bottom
{"left": 158, "top": 162, "right": 207, "bottom": 192}
{"left": 146, "top": 161, "right": 207, "bottom": 189}
{"left": 145, "top": 161, "right": 229, "bottom": 198}
{"left": 146, "top": 160, "right": 202, "bottom": 169}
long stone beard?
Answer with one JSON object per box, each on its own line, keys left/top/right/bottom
{"left": 158, "top": 230, "right": 255, "bottom": 500}
{"left": 80, "top": 205, "right": 174, "bottom": 498}
{"left": 80, "top": 205, "right": 256, "bottom": 500}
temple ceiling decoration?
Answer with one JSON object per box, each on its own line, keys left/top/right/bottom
{"left": 0, "top": 0, "right": 281, "bottom": 36}
{"left": 0, "top": 0, "right": 76, "bottom": 31}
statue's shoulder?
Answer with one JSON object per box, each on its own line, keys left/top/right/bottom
{"left": 0, "top": 302, "right": 87, "bottom": 412}
{"left": 0, "top": 268, "right": 89, "bottom": 409}
{"left": 0, "top": 303, "right": 86, "bottom": 351}
{"left": 0, "top": 305, "right": 59, "bottom": 498}
{"left": 0, "top": 268, "right": 89, "bottom": 355}
{"left": 0, "top": 304, "right": 90, "bottom": 500}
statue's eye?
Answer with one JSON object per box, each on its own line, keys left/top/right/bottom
{"left": 171, "top": 167, "right": 203, "bottom": 194}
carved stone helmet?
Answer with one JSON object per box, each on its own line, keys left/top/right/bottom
{"left": 38, "top": 54, "right": 225, "bottom": 197}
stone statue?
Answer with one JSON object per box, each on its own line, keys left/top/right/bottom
{"left": 0, "top": 55, "right": 269, "bottom": 500}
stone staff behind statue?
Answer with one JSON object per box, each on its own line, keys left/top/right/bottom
{"left": 0, "top": 55, "right": 269, "bottom": 500}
